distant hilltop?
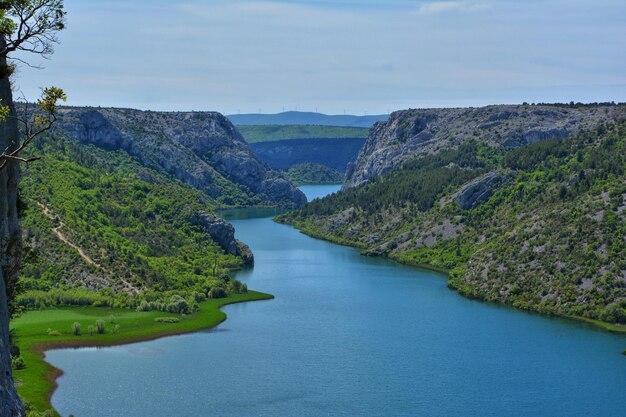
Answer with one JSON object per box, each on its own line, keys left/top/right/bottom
{"left": 226, "top": 111, "right": 389, "bottom": 128}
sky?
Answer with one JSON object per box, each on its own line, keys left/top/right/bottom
{"left": 11, "top": 0, "right": 626, "bottom": 115}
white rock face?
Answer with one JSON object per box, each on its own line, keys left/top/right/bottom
{"left": 345, "top": 104, "right": 626, "bottom": 189}
{"left": 52, "top": 107, "right": 306, "bottom": 207}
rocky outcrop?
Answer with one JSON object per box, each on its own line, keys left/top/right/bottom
{"left": 345, "top": 104, "right": 625, "bottom": 189}
{"left": 53, "top": 107, "right": 306, "bottom": 207}
{"left": 456, "top": 173, "right": 508, "bottom": 210}
{"left": 189, "top": 213, "right": 254, "bottom": 266}
{"left": 0, "top": 41, "right": 26, "bottom": 416}
{"left": 236, "top": 240, "right": 254, "bottom": 267}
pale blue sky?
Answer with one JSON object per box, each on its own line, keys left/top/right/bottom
{"left": 12, "top": 0, "right": 626, "bottom": 114}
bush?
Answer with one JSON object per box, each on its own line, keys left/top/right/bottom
{"left": 227, "top": 280, "right": 247, "bottom": 294}
{"left": 208, "top": 287, "right": 227, "bottom": 299}
{"left": 87, "top": 325, "right": 95, "bottom": 336}
{"left": 47, "top": 328, "right": 61, "bottom": 336}
{"left": 72, "top": 322, "right": 81, "bottom": 336}
{"left": 111, "top": 324, "right": 120, "bottom": 334}
{"left": 11, "top": 356, "right": 26, "bottom": 370}
{"left": 16, "top": 288, "right": 115, "bottom": 310}
{"left": 95, "top": 320, "right": 105, "bottom": 334}
{"left": 166, "top": 295, "right": 190, "bottom": 314}
{"left": 154, "top": 317, "right": 180, "bottom": 323}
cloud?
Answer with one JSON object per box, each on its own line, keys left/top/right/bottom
{"left": 415, "top": 1, "right": 490, "bottom": 15}
{"left": 12, "top": 0, "right": 626, "bottom": 114}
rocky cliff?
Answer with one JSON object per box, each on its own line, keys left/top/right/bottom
{"left": 53, "top": 107, "right": 306, "bottom": 207}
{"left": 281, "top": 106, "right": 626, "bottom": 326}
{"left": 189, "top": 212, "right": 254, "bottom": 266}
{"left": 345, "top": 104, "right": 624, "bottom": 188}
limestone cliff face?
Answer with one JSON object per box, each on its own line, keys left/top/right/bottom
{"left": 189, "top": 213, "right": 254, "bottom": 266}
{"left": 345, "top": 104, "right": 624, "bottom": 189}
{"left": 54, "top": 107, "right": 306, "bottom": 207}
{"left": 0, "top": 42, "right": 26, "bottom": 416}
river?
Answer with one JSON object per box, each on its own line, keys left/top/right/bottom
{"left": 47, "top": 184, "right": 626, "bottom": 417}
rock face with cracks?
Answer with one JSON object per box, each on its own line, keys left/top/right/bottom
{"left": 456, "top": 173, "right": 509, "bottom": 210}
{"left": 345, "top": 104, "right": 623, "bottom": 189}
{"left": 189, "top": 213, "right": 254, "bottom": 266}
{"left": 53, "top": 107, "right": 306, "bottom": 208}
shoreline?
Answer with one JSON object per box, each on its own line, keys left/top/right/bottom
{"left": 13, "top": 291, "right": 274, "bottom": 414}
{"left": 283, "top": 218, "right": 626, "bottom": 337}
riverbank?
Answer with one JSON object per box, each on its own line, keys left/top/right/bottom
{"left": 11, "top": 291, "right": 273, "bottom": 414}
{"left": 283, "top": 218, "right": 626, "bottom": 338}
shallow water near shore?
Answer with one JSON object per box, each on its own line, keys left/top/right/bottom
{"left": 47, "top": 184, "right": 626, "bottom": 417}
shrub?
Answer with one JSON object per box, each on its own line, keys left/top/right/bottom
{"left": 72, "top": 322, "right": 81, "bottom": 336}
{"left": 208, "top": 288, "right": 227, "bottom": 299}
{"left": 11, "top": 356, "right": 26, "bottom": 370}
{"left": 47, "top": 328, "right": 61, "bottom": 337}
{"left": 87, "top": 325, "right": 95, "bottom": 336}
{"left": 136, "top": 300, "right": 150, "bottom": 312}
{"left": 95, "top": 320, "right": 105, "bottom": 334}
{"left": 16, "top": 288, "right": 115, "bottom": 310}
{"left": 111, "top": 324, "right": 120, "bottom": 334}
{"left": 109, "top": 315, "right": 116, "bottom": 324}
{"left": 227, "top": 280, "right": 247, "bottom": 294}
{"left": 166, "top": 295, "right": 190, "bottom": 314}
{"left": 154, "top": 317, "right": 180, "bottom": 323}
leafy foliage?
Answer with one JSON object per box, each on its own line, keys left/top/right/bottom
{"left": 283, "top": 119, "right": 626, "bottom": 324}
{"left": 289, "top": 140, "right": 490, "bottom": 218}
{"left": 16, "top": 134, "right": 249, "bottom": 313}
{"left": 286, "top": 162, "right": 344, "bottom": 185}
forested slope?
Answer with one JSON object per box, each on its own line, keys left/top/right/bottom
{"left": 280, "top": 113, "right": 626, "bottom": 325}
{"left": 15, "top": 135, "right": 251, "bottom": 314}
{"left": 50, "top": 106, "right": 306, "bottom": 208}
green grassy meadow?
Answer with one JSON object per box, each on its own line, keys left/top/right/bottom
{"left": 11, "top": 291, "right": 273, "bottom": 414}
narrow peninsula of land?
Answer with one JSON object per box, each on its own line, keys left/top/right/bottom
{"left": 11, "top": 291, "right": 273, "bottom": 413}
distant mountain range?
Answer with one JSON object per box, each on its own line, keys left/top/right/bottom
{"left": 227, "top": 111, "right": 388, "bottom": 127}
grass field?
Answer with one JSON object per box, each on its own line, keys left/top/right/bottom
{"left": 10, "top": 291, "right": 273, "bottom": 414}
{"left": 237, "top": 125, "right": 369, "bottom": 143}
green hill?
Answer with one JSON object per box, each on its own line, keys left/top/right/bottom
{"left": 286, "top": 163, "right": 344, "bottom": 185}
{"left": 16, "top": 135, "right": 251, "bottom": 315}
{"left": 237, "top": 125, "right": 369, "bottom": 143}
{"left": 279, "top": 120, "right": 626, "bottom": 326}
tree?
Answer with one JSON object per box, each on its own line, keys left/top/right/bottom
{"left": 0, "top": 2, "right": 65, "bottom": 416}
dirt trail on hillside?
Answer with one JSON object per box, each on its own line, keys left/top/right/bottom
{"left": 35, "top": 202, "right": 140, "bottom": 294}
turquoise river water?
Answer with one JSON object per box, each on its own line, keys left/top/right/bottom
{"left": 47, "top": 184, "right": 626, "bottom": 417}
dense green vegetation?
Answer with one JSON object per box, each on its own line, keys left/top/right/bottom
{"left": 285, "top": 163, "right": 344, "bottom": 185}
{"left": 293, "top": 141, "right": 491, "bottom": 216}
{"left": 10, "top": 291, "right": 272, "bottom": 415}
{"left": 237, "top": 125, "right": 369, "bottom": 143}
{"left": 281, "top": 120, "right": 626, "bottom": 327}
{"left": 16, "top": 135, "right": 251, "bottom": 316}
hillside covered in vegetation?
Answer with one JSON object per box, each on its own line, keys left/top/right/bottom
{"left": 286, "top": 163, "right": 344, "bottom": 185}
{"left": 237, "top": 125, "right": 369, "bottom": 143}
{"left": 15, "top": 134, "right": 254, "bottom": 316}
{"left": 227, "top": 111, "right": 387, "bottom": 127}
{"left": 280, "top": 108, "right": 626, "bottom": 325}
{"left": 51, "top": 106, "right": 306, "bottom": 208}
